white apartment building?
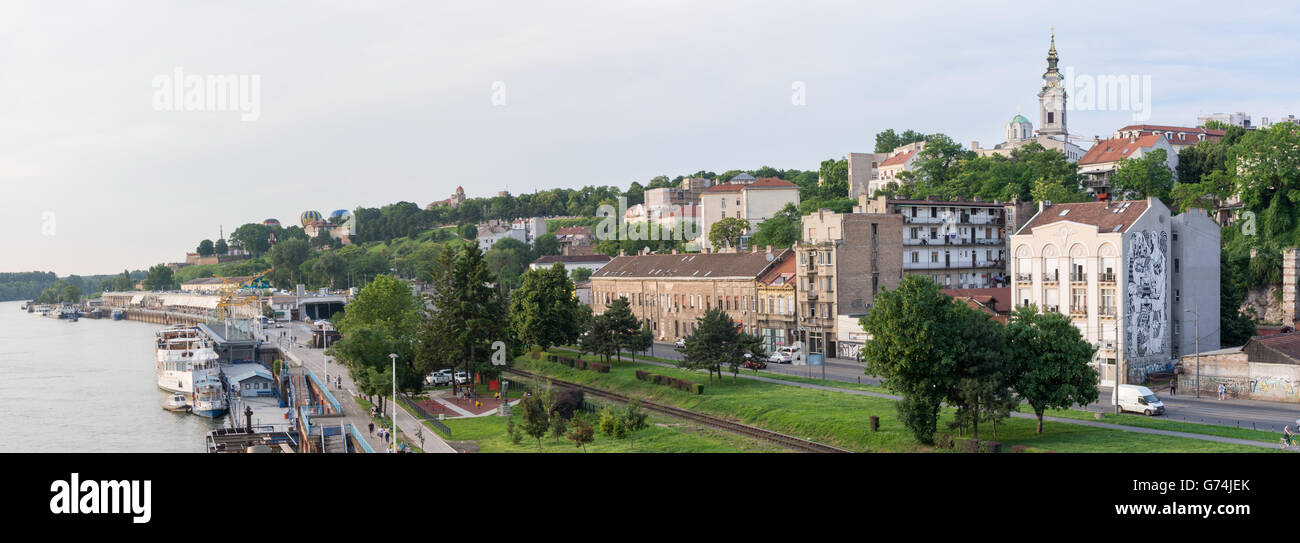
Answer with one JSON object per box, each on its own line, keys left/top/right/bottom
{"left": 1010, "top": 198, "right": 1219, "bottom": 386}
{"left": 698, "top": 176, "right": 800, "bottom": 251}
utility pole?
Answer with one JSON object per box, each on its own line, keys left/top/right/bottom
{"left": 389, "top": 353, "right": 398, "bottom": 453}
{"left": 1186, "top": 308, "right": 1200, "bottom": 399}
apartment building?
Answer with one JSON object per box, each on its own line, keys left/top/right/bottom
{"left": 1077, "top": 134, "right": 1178, "bottom": 198}
{"left": 588, "top": 248, "right": 792, "bottom": 342}
{"left": 858, "top": 195, "right": 1034, "bottom": 289}
{"left": 794, "top": 209, "right": 904, "bottom": 356}
{"left": 755, "top": 252, "right": 798, "bottom": 353}
{"left": 1009, "top": 198, "right": 1219, "bottom": 386}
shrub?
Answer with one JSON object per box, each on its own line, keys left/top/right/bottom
{"left": 552, "top": 389, "right": 585, "bottom": 421}
{"left": 960, "top": 439, "right": 981, "bottom": 453}
{"left": 598, "top": 406, "right": 618, "bottom": 436}
{"left": 692, "top": 383, "right": 704, "bottom": 395}
{"left": 548, "top": 354, "right": 557, "bottom": 362}
{"left": 981, "top": 441, "right": 1002, "bottom": 453}
{"left": 635, "top": 370, "right": 649, "bottom": 381}
{"left": 591, "top": 362, "right": 610, "bottom": 373}
{"left": 575, "top": 359, "right": 588, "bottom": 370}
{"left": 935, "top": 433, "right": 954, "bottom": 449}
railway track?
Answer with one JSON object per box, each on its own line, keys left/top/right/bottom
{"left": 507, "top": 369, "right": 854, "bottom": 453}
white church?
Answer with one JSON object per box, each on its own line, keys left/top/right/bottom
{"left": 971, "top": 30, "right": 1086, "bottom": 162}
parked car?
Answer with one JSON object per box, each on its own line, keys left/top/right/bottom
{"left": 768, "top": 351, "right": 793, "bottom": 364}
{"left": 425, "top": 369, "right": 452, "bottom": 386}
{"left": 454, "top": 371, "right": 469, "bottom": 385}
{"left": 675, "top": 338, "right": 686, "bottom": 348}
{"left": 274, "top": 323, "right": 284, "bottom": 329}
{"left": 742, "top": 353, "right": 766, "bottom": 370}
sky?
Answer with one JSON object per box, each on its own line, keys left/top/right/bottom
{"left": 2, "top": 0, "right": 1299, "bottom": 276}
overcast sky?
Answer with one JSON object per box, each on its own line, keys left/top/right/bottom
{"left": 2, "top": 0, "right": 1298, "bottom": 276}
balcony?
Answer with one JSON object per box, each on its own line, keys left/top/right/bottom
{"left": 1042, "top": 271, "right": 1060, "bottom": 283}
{"left": 806, "top": 291, "right": 818, "bottom": 300}
{"left": 1099, "top": 306, "right": 1116, "bottom": 318}
{"left": 1099, "top": 272, "right": 1116, "bottom": 283}
{"left": 1069, "top": 306, "right": 1087, "bottom": 316}
{"left": 903, "top": 237, "right": 1005, "bottom": 247}
{"left": 1016, "top": 273, "right": 1033, "bottom": 283}
{"left": 1070, "top": 273, "right": 1087, "bottom": 283}
{"left": 1044, "top": 305, "right": 1060, "bottom": 313}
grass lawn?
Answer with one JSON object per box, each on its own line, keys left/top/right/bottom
{"left": 518, "top": 352, "right": 1275, "bottom": 453}
{"left": 426, "top": 397, "right": 784, "bottom": 453}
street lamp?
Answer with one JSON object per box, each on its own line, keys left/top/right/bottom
{"left": 1185, "top": 308, "right": 1200, "bottom": 399}
{"left": 388, "top": 352, "right": 398, "bottom": 453}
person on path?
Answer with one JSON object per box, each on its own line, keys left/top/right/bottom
{"left": 368, "top": 421, "right": 374, "bottom": 436}
{"left": 1218, "top": 383, "right": 1227, "bottom": 400}
{"left": 1169, "top": 378, "right": 1176, "bottom": 396}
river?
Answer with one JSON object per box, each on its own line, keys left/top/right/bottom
{"left": 0, "top": 300, "right": 226, "bottom": 452}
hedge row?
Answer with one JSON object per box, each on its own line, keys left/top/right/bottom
{"left": 635, "top": 370, "right": 703, "bottom": 394}
{"left": 935, "top": 434, "right": 1002, "bottom": 453}
{"left": 547, "top": 354, "right": 610, "bottom": 373}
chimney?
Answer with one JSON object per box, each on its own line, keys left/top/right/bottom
{"left": 671, "top": 248, "right": 678, "bottom": 255}
{"left": 619, "top": 249, "right": 626, "bottom": 257}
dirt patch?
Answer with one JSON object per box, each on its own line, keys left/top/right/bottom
{"left": 447, "top": 440, "right": 479, "bottom": 453}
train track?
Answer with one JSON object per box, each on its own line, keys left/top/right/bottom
{"left": 507, "top": 369, "right": 854, "bottom": 453}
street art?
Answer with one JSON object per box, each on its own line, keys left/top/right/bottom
{"left": 1125, "top": 230, "right": 1168, "bottom": 358}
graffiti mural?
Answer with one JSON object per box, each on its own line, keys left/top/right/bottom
{"left": 1125, "top": 230, "right": 1168, "bottom": 358}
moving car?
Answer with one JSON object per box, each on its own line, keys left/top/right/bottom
{"left": 1112, "top": 384, "right": 1165, "bottom": 416}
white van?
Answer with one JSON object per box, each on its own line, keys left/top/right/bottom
{"left": 1112, "top": 384, "right": 1166, "bottom": 416}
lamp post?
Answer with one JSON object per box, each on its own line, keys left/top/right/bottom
{"left": 1185, "top": 308, "right": 1200, "bottom": 399}
{"left": 388, "top": 352, "right": 398, "bottom": 453}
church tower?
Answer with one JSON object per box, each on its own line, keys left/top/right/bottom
{"left": 1037, "top": 28, "right": 1067, "bottom": 138}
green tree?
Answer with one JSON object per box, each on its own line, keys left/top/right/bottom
{"left": 331, "top": 275, "right": 422, "bottom": 392}
{"left": 458, "top": 223, "right": 477, "bottom": 240}
{"left": 1005, "top": 305, "right": 1100, "bottom": 434}
{"left": 578, "top": 312, "right": 617, "bottom": 364}
{"left": 620, "top": 399, "right": 649, "bottom": 450}
{"left": 570, "top": 267, "right": 594, "bottom": 283}
{"left": 509, "top": 263, "right": 583, "bottom": 351}
{"left": 520, "top": 393, "right": 550, "bottom": 451}
{"left": 860, "top": 275, "right": 967, "bottom": 444}
{"left": 749, "top": 203, "right": 801, "bottom": 249}
{"left": 708, "top": 217, "right": 749, "bottom": 249}
{"left": 533, "top": 233, "right": 560, "bottom": 256}
{"left": 875, "top": 129, "right": 927, "bottom": 153}
{"left": 1110, "top": 149, "right": 1175, "bottom": 203}
{"left": 566, "top": 417, "right": 595, "bottom": 452}
{"left": 416, "top": 243, "right": 508, "bottom": 393}
{"left": 945, "top": 304, "right": 1010, "bottom": 440}
{"left": 214, "top": 238, "right": 228, "bottom": 255}
{"left": 680, "top": 307, "right": 760, "bottom": 385}
{"left": 197, "top": 239, "right": 215, "bottom": 257}
{"left": 269, "top": 238, "right": 313, "bottom": 287}
{"left": 143, "top": 264, "right": 177, "bottom": 291}
{"left": 602, "top": 297, "right": 640, "bottom": 363}
{"left": 110, "top": 270, "right": 135, "bottom": 292}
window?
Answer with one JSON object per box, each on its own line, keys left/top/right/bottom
{"left": 930, "top": 252, "right": 939, "bottom": 263}
{"left": 1174, "top": 258, "right": 1180, "bottom": 273}
{"left": 911, "top": 252, "right": 919, "bottom": 263}
{"left": 1048, "top": 112, "right": 1055, "bottom": 123}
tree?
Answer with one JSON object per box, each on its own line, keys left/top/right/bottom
{"left": 520, "top": 394, "right": 550, "bottom": 451}
{"left": 749, "top": 203, "right": 801, "bottom": 249}
{"left": 566, "top": 417, "right": 595, "bottom": 452}
{"left": 197, "top": 239, "right": 215, "bottom": 257}
{"left": 1005, "top": 305, "right": 1100, "bottom": 434}
{"left": 578, "top": 313, "right": 617, "bottom": 364}
{"left": 875, "top": 129, "right": 927, "bottom": 153}
{"left": 620, "top": 400, "right": 649, "bottom": 450}
{"left": 680, "top": 307, "right": 760, "bottom": 385}
{"left": 626, "top": 321, "right": 653, "bottom": 361}
{"left": 859, "top": 275, "right": 967, "bottom": 444}
{"left": 331, "top": 275, "right": 422, "bottom": 393}
{"left": 269, "top": 238, "right": 313, "bottom": 287}
{"left": 214, "top": 238, "right": 229, "bottom": 255}
{"left": 1111, "top": 149, "right": 1175, "bottom": 203}
{"left": 509, "top": 263, "right": 583, "bottom": 351}
{"left": 110, "top": 270, "right": 135, "bottom": 292}
{"left": 708, "top": 217, "right": 749, "bottom": 249}
{"left": 945, "top": 304, "right": 1010, "bottom": 440}
{"left": 416, "top": 243, "right": 508, "bottom": 393}
{"left": 533, "top": 233, "right": 560, "bottom": 256}
{"left": 458, "top": 223, "right": 477, "bottom": 240}
{"left": 143, "top": 264, "right": 177, "bottom": 291}
{"left": 601, "top": 297, "right": 641, "bottom": 363}
{"left": 570, "top": 267, "right": 594, "bottom": 283}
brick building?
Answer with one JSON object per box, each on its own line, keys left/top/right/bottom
{"left": 589, "top": 248, "right": 792, "bottom": 342}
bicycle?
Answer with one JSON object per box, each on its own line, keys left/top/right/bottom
{"left": 1278, "top": 436, "right": 1299, "bottom": 450}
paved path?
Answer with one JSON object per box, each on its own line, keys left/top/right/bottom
{"left": 266, "top": 322, "right": 457, "bottom": 453}
{"left": 555, "top": 347, "right": 1285, "bottom": 450}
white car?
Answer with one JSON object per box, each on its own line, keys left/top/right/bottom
{"left": 454, "top": 371, "right": 469, "bottom": 385}
{"left": 425, "top": 369, "right": 452, "bottom": 386}
{"left": 675, "top": 338, "right": 686, "bottom": 348}
{"left": 768, "top": 352, "right": 793, "bottom": 364}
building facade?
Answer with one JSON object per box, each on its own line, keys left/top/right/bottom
{"left": 794, "top": 209, "right": 904, "bottom": 357}
{"left": 698, "top": 176, "right": 800, "bottom": 251}
{"left": 1010, "top": 198, "right": 1220, "bottom": 386}
{"left": 1077, "top": 134, "right": 1179, "bottom": 198}
{"left": 755, "top": 252, "right": 797, "bottom": 353}
{"left": 858, "top": 195, "right": 1033, "bottom": 289}
{"left": 588, "top": 248, "right": 792, "bottom": 342}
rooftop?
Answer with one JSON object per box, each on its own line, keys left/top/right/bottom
{"left": 593, "top": 249, "right": 791, "bottom": 280}
{"left": 941, "top": 287, "right": 1013, "bottom": 315}
{"left": 880, "top": 149, "right": 918, "bottom": 167}
{"left": 1017, "top": 200, "right": 1151, "bottom": 235}
{"left": 532, "top": 254, "right": 612, "bottom": 265}
{"left": 1078, "top": 134, "right": 1164, "bottom": 165}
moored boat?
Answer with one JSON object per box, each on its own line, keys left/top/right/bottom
{"left": 155, "top": 325, "right": 220, "bottom": 394}
{"left": 163, "top": 392, "right": 191, "bottom": 412}
{"left": 191, "top": 377, "right": 229, "bottom": 418}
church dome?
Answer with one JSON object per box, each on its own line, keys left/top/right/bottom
{"left": 1009, "top": 114, "right": 1031, "bottom": 125}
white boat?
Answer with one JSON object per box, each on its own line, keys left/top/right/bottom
{"left": 191, "top": 377, "right": 229, "bottom": 418}
{"left": 155, "top": 325, "right": 221, "bottom": 394}
{"left": 163, "top": 392, "right": 191, "bottom": 412}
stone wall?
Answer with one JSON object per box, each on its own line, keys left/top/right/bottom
{"left": 1177, "top": 351, "right": 1300, "bottom": 402}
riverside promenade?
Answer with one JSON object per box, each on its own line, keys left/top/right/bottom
{"left": 268, "top": 322, "right": 456, "bottom": 453}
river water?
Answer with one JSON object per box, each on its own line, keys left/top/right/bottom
{"left": 0, "top": 300, "right": 226, "bottom": 452}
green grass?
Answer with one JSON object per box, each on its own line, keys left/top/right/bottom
{"left": 519, "top": 352, "right": 1275, "bottom": 453}
{"left": 426, "top": 398, "right": 783, "bottom": 453}
{"left": 357, "top": 396, "right": 423, "bottom": 453}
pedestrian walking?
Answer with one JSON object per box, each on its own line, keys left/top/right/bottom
{"left": 1169, "top": 378, "right": 1176, "bottom": 396}
{"left": 1218, "top": 383, "right": 1226, "bottom": 400}
{"left": 368, "top": 422, "right": 374, "bottom": 436}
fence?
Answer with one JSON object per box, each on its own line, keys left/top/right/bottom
{"left": 400, "top": 393, "right": 452, "bottom": 438}
{"left": 303, "top": 367, "right": 342, "bottom": 414}
{"left": 348, "top": 423, "right": 375, "bottom": 453}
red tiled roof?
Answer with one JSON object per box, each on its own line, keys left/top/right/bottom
{"left": 745, "top": 177, "right": 798, "bottom": 189}
{"left": 941, "top": 287, "right": 1012, "bottom": 315}
{"left": 555, "top": 226, "right": 593, "bottom": 236}
{"left": 704, "top": 183, "right": 745, "bottom": 193}
{"left": 758, "top": 253, "right": 796, "bottom": 285}
{"left": 880, "top": 149, "right": 918, "bottom": 167}
{"left": 1078, "top": 135, "right": 1164, "bottom": 165}
{"left": 532, "top": 254, "right": 612, "bottom": 265}
{"left": 1116, "top": 124, "right": 1225, "bottom": 148}
{"left": 1018, "top": 200, "right": 1150, "bottom": 234}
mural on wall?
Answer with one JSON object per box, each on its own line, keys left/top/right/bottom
{"left": 1125, "top": 230, "right": 1168, "bottom": 358}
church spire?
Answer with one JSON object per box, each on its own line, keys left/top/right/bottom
{"left": 1046, "top": 26, "right": 1059, "bottom": 74}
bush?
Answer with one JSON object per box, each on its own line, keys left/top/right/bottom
{"left": 552, "top": 389, "right": 585, "bottom": 421}
{"left": 591, "top": 362, "right": 610, "bottom": 373}
{"left": 531, "top": 351, "right": 541, "bottom": 359}
{"left": 575, "top": 359, "right": 588, "bottom": 370}
{"left": 548, "top": 354, "right": 558, "bottom": 362}
{"left": 692, "top": 383, "right": 704, "bottom": 395}
{"left": 935, "top": 433, "right": 954, "bottom": 449}
{"left": 869, "top": 416, "right": 880, "bottom": 432}
{"left": 980, "top": 441, "right": 1001, "bottom": 453}
{"left": 635, "top": 370, "right": 649, "bottom": 381}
